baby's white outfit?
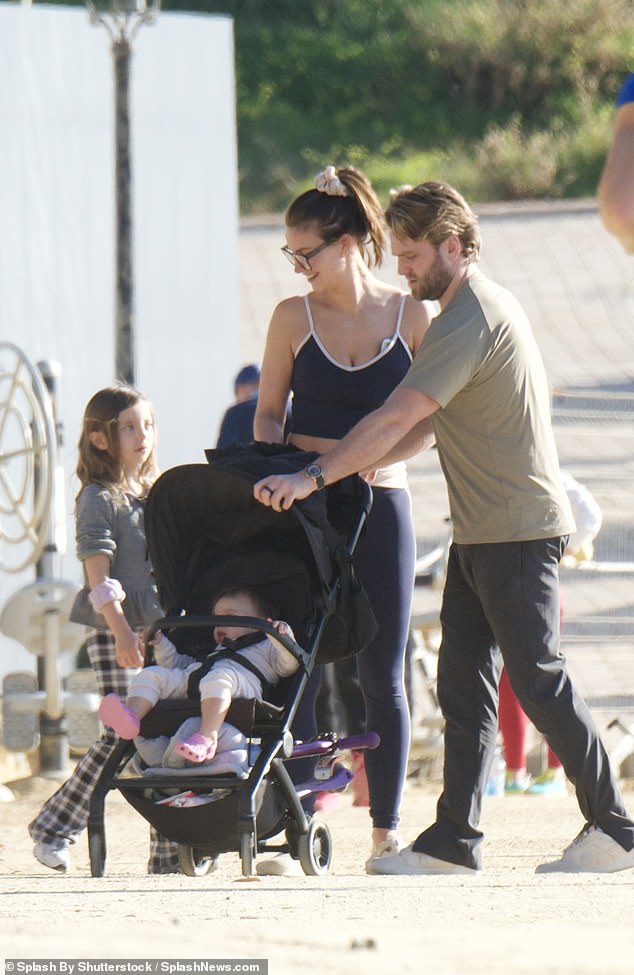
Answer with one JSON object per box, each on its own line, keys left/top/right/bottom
{"left": 131, "top": 629, "right": 298, "bottom": 708}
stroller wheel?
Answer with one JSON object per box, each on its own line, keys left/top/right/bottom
{"left": 177, "top": 845, "right": 220, "bottom": 877}
{"left": 297, "top": 819, "right": 332, "bottom": 876}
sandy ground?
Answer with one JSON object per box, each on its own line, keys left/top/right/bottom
{"left": 1, "top": 768, "right": 633, "bottom": 975}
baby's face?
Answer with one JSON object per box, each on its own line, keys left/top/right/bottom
{"left": 213, "top": 593, "right": 262, "bottom": 644}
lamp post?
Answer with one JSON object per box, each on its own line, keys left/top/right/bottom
{"left": 86, "top": 0, "right": 160, "bottom": 385}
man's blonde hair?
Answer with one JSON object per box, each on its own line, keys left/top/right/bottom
{"left": 385, "top": 181, "right": 481, "bottom": 262}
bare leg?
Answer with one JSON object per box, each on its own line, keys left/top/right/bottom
{"left": 127, "top": 696, "right": 155, "bottom": 721}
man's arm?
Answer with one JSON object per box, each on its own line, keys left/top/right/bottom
{"left": 598, "top": 101, "right": 634, "bottom": 254}
{"left": 368, "top": 415, "right": 436, "bottom": 469}
{"left": 254, "top": 386, "right": 439, "bottom": 511}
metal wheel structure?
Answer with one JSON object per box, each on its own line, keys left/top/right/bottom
{"left": 0, "top": 343, "right": 56, "bottom": 573}
{"left": 177, "top": 844, "right": 219, "bottom": 877}
{"left": 297, "top": 818, "right": 332, "bottom": 875}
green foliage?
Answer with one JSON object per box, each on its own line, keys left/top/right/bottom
{"left": 29, "top": 0, "right": 634, "bottom": 209}
{"left": 202, "top": 0, "right": 634, "bottom": 211}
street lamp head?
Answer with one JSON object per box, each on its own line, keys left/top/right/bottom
{"left": 86, "top": 0, "right": 161, "bottom": 36}
{"left": 87, "top": 0, "right": 159, "bottom": 13}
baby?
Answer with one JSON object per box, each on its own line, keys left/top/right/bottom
{"left": 99, "top": 588, "right": 298, "bottom": 763}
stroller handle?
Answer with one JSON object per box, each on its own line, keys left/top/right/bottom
{"left": 145, "top": 614, "right": 303, "bottom": 661}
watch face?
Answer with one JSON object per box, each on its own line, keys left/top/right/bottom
{"left": 306, "top": 464, "right": 322, "bottom": 479}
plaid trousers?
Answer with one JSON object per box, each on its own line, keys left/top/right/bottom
{"left": 28, "top": 630, "right": 180, "bottom": 874}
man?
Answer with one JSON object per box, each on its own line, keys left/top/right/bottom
{"left": 254, "top": 181, "right": 634, "bottom": 875}
{"left": 598, "top": 73, "right": 634, "bottom": 253}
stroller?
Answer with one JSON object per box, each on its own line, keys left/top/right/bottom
{"left": 87, "top": 443, "right": 378, "bottom": 877}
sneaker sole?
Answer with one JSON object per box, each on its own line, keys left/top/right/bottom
{"left": 536, "top": 861, "right": 634, "bottom": 874}
{"left": 367, "top": 849, "right": 480, "bottom": 876}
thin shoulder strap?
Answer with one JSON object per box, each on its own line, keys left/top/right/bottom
{"left": 394, "top": 294, "right": 407, "bottom": 336}
{"left": 303, "top": 295, "right": 316, "bottom": 333}
{"left": 294, "top": 296, "right": 317, "bottom": 358}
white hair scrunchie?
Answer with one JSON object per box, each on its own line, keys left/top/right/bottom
{"left": 315, "top": 165, "right": 349, "bottom": 198}
{"left": 89, "top": 577, "right": 126, "bottom": 612}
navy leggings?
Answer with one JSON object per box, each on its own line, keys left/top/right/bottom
{"left": 356, "top": 487, "right": 415, "bottom": 829}
{"left": 292, "top": 486, "right": 415, "bottom": 830}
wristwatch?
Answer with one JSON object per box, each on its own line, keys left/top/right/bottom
{"left": 304, "top": 463, "right": 325, "bottom": 490}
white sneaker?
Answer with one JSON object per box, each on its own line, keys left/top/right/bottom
{"left": 365, "top": 831, "right": 403, "bottom": 873}
{"left": 256, "top": 853, "right": 302, "bottom": 877}
{"left": 367, "top": 843, "right": 480, "bottom": 876}
{"left": 536, "top": 825, "right": 634, "bottom": 873}
{"left": 33, "top": 840, "right": 70, "bottom": 873}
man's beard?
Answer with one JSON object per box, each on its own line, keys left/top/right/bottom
{"left": 410, "top": 251, "right": 453, "bottom": 302}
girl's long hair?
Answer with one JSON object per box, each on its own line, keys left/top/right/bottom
{"left": 76, "top": 384, "right": 158, "bottom": 499}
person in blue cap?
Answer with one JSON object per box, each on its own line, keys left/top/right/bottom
{"left": 216, "top": 363, "right": 261, "bottom": 448}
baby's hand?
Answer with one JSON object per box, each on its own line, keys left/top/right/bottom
{"left": 269, "top": 619, "right": 294, "bottom": 641}
{"left": 149, "top": 629, "right": 163, "bottom": 646}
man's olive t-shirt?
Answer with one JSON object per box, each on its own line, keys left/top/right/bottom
{"left": 401, "top": 270, "right": 575, "bottom": 544}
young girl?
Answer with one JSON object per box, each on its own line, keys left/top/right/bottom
{"left": 28, "top": 384, "right": 179, "bottom": 874}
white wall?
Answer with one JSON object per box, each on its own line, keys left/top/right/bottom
{"left": 0, "top": 4, "right": 239, "bottom": 676}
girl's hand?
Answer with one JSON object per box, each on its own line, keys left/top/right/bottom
{"left": 114, "top": 631, "right": 144, "bottom": 668}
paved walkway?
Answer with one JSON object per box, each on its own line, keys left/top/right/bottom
{"left": 238, "top": 200, "right": 634, "bottom": 724}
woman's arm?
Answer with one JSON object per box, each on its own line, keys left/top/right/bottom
{"left": 368, "top": 416, "right": 436, "bottom": 467}
{"left": 253, "top": 299, "right": 299, "bottom": 443}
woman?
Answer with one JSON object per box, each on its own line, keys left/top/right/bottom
{"left": 254, "top": 165, "right": 434, "bottom": 871}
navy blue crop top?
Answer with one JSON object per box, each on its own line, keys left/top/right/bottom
{"left": 290, "top": 295, "right": 413, "bottom": 440}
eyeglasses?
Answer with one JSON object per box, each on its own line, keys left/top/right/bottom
{"left": 280, "top": 239, "right": 336, "bottom": 272}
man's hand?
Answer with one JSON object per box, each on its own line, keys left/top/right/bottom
{"left": 253, "top": 472, "right": 315, "bottom": 511}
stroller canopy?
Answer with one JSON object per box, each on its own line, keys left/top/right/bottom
{"left": 144, "top": 442, "right": 377, "bottom": 663}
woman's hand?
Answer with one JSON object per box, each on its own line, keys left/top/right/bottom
{"left": 253, "top": 472, "right": 315, "bottom": 511}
